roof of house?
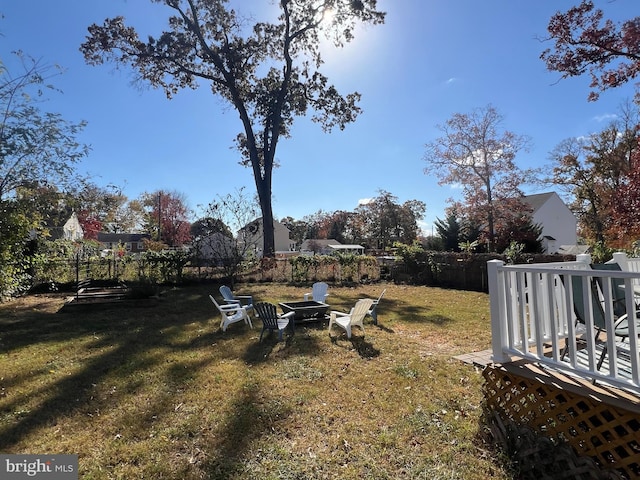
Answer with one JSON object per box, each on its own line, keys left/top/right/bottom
{"left": 522, "top": 192, "right": 558, "bottom": 213}
{"left": 239, "top": 217, "right": 290, "bottom": 234}
{"left": 328, "top": 244, "right": 365, "bottom": 250}
{"left": 300, "top": 239, "right": 341, "bottom": 250}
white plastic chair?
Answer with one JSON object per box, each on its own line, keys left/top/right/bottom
{"left": 363, "top": 289, "right": 386, "bottom": 325}
{"left": 209, "top": 295, "right": 253, "bottom": 332}
{"left": 219, "top": 285, "right": 254, "bottom": 313}
{"left": 328, "top": 299, "right": 374, "bottom": 339}
{"left": 304, "top": 282, "right": 329, "bottom": 302}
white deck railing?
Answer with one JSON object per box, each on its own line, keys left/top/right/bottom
{"left": 488, "top": 253, "right": 640, "bottom": 394}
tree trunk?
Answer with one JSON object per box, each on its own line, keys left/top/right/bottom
{"left": 486, "top": 180, "right": 495, "bottom": 252}
{"left": 256, "top": 176, "right": 275, "bottom": 258}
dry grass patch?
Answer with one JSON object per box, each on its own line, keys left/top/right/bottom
{"left": 0, "top": 283, "right": 510, "bottom": 479}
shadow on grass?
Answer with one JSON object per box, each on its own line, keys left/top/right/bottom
{"left": 0, "top": 288, "right": 217, "bottom": 451}
{"left": 370, "top": 322, "right": 395, "bottom": 334}
{"left": 242, "top": 330, "right": 293, "bottom": 364}
{"left": 351, "top": 336, "right": 381, "bottom": 359}
{"left": 0, "top": 284, "right": 328, "bottom": 479}
{"left": 396, "top": 303, "right": 454, "bottom": 326}
{"left": 201, "top": 377, "right": 293, "bottom": 478}
{"left": 241, "top": 322, "right": 327, "bottom": 364}
{"left": 329, "top": 333, "right": 380, "bottom": 359}
{"left": 0, "top": 283, "right": 386, "bottom": 472}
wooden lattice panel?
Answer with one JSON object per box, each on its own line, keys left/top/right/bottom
{"left": 483, "top": 364, "right": 640, "bottom": 479}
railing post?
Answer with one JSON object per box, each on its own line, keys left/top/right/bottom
{"left": 488, "top": 260, "right": 510, "bottom": 363}
{"left": 576, "top": 253, "right": 591, "bottom": 264}
{"left": 612, "top": 251, "right": 628, "bottom": 270}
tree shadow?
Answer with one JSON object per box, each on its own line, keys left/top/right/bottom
{"left": 383, "top": 299, "right": 454, "bottom": 326}
{"left": 241, "top": 322, "right": 328, "bottom": 365}
{"left": 421, "top": 313, "right": 455, "bottom": 326}
{"left": 0, "top": 284, "right": 302, "bottom": 480}
{"left": 0, "top": 283, "right": 384, "bottom": 475}
{"left": 200, "top": 378, "right": 293, "bottom": 478}
{"left": 0, "top": 288, "right": 213, "bottom": 450}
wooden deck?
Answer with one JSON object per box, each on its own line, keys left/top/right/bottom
{"left": 457, "top": 349, "right": 640, "bottom": 478}
{"left": 456, "top": 345, "right": 640, "bottom": 413}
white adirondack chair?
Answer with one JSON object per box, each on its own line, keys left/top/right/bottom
{"left": 209, "top": 295, "right": 253, "bottom": 332}
{"left": 328, "top": 299, "right": 374, "bottom": 339}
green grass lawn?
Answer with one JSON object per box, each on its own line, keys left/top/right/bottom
{"left": 0, "top": 282, "right": 511, "bottom": 479}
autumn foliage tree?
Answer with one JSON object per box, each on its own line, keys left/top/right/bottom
{"left": 80, "top": 0, "right": 385, "bottom": 258}
{"left": 541, "top": 2, "right": 640, "bottom": 249}
{"left": 608, "top": 147, "right": 640, "bottom": 247}
{"left": 355, "top": 190, "right": 426, "bottom": 250}
{"left": 546, "top": 107, "right": 640, "bottom": 247}
{"left": 300, "top": 209, "right": 357, "bottom": 244}
{"left": 423, "top": 105, "right": 532, "bottom": 252}
{"left": 142, "top": 190, "right": 191, "bottom": 247}
{"left": 541, "top": 1, "right": 640, "bottom": 101}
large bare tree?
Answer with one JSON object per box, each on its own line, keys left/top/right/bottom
{"left": 80, "top": 0, "right": 385, "bottom": 257}
{"left": 423, "top": 105, "right": 531, "bottom": 252}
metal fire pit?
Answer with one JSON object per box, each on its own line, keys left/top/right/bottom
{"left": 279, "top": 300, "right": 330, "bottom": 322}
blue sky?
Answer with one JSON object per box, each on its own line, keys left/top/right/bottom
{"left": 2, "top": 1, "right": 637, "bottom": 233}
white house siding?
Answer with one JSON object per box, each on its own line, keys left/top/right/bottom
{"left": 63, "top": 212, "right": 84, "bottom": 241}
{"left": 274, "top": 222, "right": 296, "bottom": 253}
{"left": 524, "top": 192, "right": 577, "bottom": 254}
{"left": 195, "top": 232, "right": 235, "bottom": 265}
{"left": 240, "top": 219, "right": 294, "bottom": 258}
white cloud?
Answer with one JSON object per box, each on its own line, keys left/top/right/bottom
{"left": 593, "top": 113, "right": 617, "bottom": 122}
{"left": 358, "top": 198, "right": 373, "bottom": 205}
{"left": 418, "top": 220, "right": 432, "bottom": 236}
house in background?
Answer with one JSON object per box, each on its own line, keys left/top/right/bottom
{"left": 97, "top": 233, "right": 151, "bottom": 255}
{"left": 328, "top": 244, "right": 365, "bottom": 255}
{"left": 63, "top": 212, "right": 84, "bottom": 241}
{"left": 239, "top": 218, "right": 296, "bottom": 258}
{"left": 523, "top": 192, "right": 577, "bottom": 254}
{"left": 299, "top": 239, "right": 342, "bottom": 255}
{"left": 192, "top": 232, "right": 235, "bottom": 266}
{"left": 298, "top": 239, "right": 366, "bottom": 256}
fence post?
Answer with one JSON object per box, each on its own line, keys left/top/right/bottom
{"left": 488, "top": 259, "right": 510, "bottom": 363}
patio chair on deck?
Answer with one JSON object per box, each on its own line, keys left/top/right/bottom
{"left": 304, "top": 282, "right": 329, "bottom": 303}
{"left": 220, "top": 285, "right": 254, "bottom": 313}
{"left": 209, "top": 295, "right": 253, "bottom": 332}
{"left": 564, "top": 273, "right": 640, "bottom": 370}
{"left": 254, "top": 302, "right": 295, "bottom": 342}
{"left": 591, "top": 263, "right": 629, "bottom": 317}
{"left": 328, "top": 299, "right": 374, "bottom": 339}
